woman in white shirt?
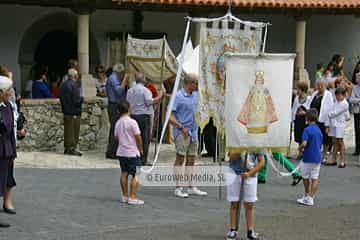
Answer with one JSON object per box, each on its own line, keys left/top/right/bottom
{"left": 309, "top": 78, "right": 334, "bottom": 163}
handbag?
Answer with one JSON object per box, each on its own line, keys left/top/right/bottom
{"left": 16, "top": 112, "right": 26, "bottom": 140}
{"left": 17, "top": 112, "right": 26, "bottom": 130}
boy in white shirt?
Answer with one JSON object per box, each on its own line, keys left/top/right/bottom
{"left": 327, "top": 87, "right": 349, "bottom": 168}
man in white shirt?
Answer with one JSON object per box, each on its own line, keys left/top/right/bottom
{"left": 126, "top": 72, "right": 163, "bottom": 165}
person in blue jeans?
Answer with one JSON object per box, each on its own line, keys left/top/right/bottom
{"left": 297, "top": 108, "right": 323, "bottom": 206}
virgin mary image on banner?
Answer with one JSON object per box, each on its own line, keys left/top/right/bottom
{"left": 237, "top": 70, "right": 278, "bottom": 134}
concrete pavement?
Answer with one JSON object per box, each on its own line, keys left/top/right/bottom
{"left": 2, "top": 137, "right": 359, "bottom": 239}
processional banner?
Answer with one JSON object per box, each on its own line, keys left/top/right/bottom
{"left": 197, "top": 20, "right": 263, "bottom": 134}
{"left": 225, "top": 54, "right": 295, "bottom": 152}
{"left": 126, "top": 35, "right": 178, "bottom": 86}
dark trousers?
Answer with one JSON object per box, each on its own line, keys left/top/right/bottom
{"left": 131, "top": 114, "right": 151, "bottom": 165}
{"left": 0, "top": 158, "right": 16, "bottom": 198}
{"left": 64, "top": 115, "right": 81, "bottom": 151}
{"left": 106, "top": 103, "right": 120, "bottom": 158}
{"left": 204, "top": 135, "right": 216, "bottom": 156}
{"left": 354, "top": 113, "right": 360, "bottom": 153}
{"left": 198, "top": 118, "right": 217, "bottom": 157}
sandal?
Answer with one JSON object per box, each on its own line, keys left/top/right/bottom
{"left": 338, "top": 163, "right": 346, "bottom": 168}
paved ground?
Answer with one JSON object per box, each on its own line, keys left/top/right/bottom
{"left": 2, "top": 138, "right": 360, "bottom": 239}
{"left": 14, "top": 143, "right": 215, "bottom": 169}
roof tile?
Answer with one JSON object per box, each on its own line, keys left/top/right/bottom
{"left": 113, "top": 0, "right": 360, "bottom": 8}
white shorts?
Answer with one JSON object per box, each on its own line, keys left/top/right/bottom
{"left": 301, "top": 162, "right": 321, "bottom": 179}
{"left": 328, "top": 126, "right": 345, "bottom": 139}
{"left": 226, "top": 171, "right": 258, "bottom": 203}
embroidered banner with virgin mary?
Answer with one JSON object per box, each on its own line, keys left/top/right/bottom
{"left": 225, "top": 53, "right": 295, "bottom": 152}
{"left": 197, "top": 20, "right": 264, "bottom": 135}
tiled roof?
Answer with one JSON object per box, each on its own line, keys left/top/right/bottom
{"left": 113, "top": 0, "right": 360, "bottom": 8}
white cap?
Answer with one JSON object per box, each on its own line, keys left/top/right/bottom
{"left": 0, "top": 76, "right": 12, "bottom": 91}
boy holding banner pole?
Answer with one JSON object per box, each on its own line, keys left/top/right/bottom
{"left": 226, "top": 151, "right": 265, "bottom": 240}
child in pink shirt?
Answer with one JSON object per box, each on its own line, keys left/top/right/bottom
{"left": 114, "top": 102, "right": 144, "bottom": 205}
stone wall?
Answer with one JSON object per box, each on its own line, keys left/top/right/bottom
{"left": 18, "top": 98, "right": 109, "bottom": 152}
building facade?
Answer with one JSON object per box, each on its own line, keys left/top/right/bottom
{"left": 1, "top": 0, "right": 360, "bottom": 151}
{"left": 1, "top": 2, "right": 360, "bottom": 91}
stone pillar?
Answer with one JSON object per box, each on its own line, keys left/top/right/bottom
{"left": 74, "top": 8, "right": 96, "bottom": 98}
{"left": 78, "top": 14, "right": 90, "bottom": 75}
{"left": 294, "top": 16, "right": 310, "bottom": 85}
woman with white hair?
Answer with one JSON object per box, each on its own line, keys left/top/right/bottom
{"left": 0, "top": 76, "right": 17, "bottom": 228}
{"left": 309, "top": 78, "right": 334, "bottom": 164}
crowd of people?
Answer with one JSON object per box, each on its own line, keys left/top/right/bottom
{"left": 25, "top": 60, "right": 110, "bottom": 99}
{"left": 1, "top": 54, "right": 359, "bottom": 239}
{"left": 288, "top": 54, "right": 360, "bottom": 216}
{"left": 292, "top": 54, "right": 359, "bottom": 167}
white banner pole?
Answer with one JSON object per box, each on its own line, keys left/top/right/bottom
{"left": 142, "top": 19, "right": 191, "bottom": 173}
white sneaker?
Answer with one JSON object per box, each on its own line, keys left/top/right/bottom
{"left": 128, "top": 198, "right": 144, "bottom": 205}
{"left": 188, "top": 187, "right": 208, "bottom": 196}
{"left": 121, "top": 196, "right": 128, "bottom": 203}
{"left": 226, "top": 230, "right": 238, "bottom": 240}
{"left": 174, "top": 188, "right": 189, "bottom": 198}
{"left": 297, "top": 195, "right": 314, "bottom": 206}
{"left": 306, "top": 196, "right": 314, "bottom": 206}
